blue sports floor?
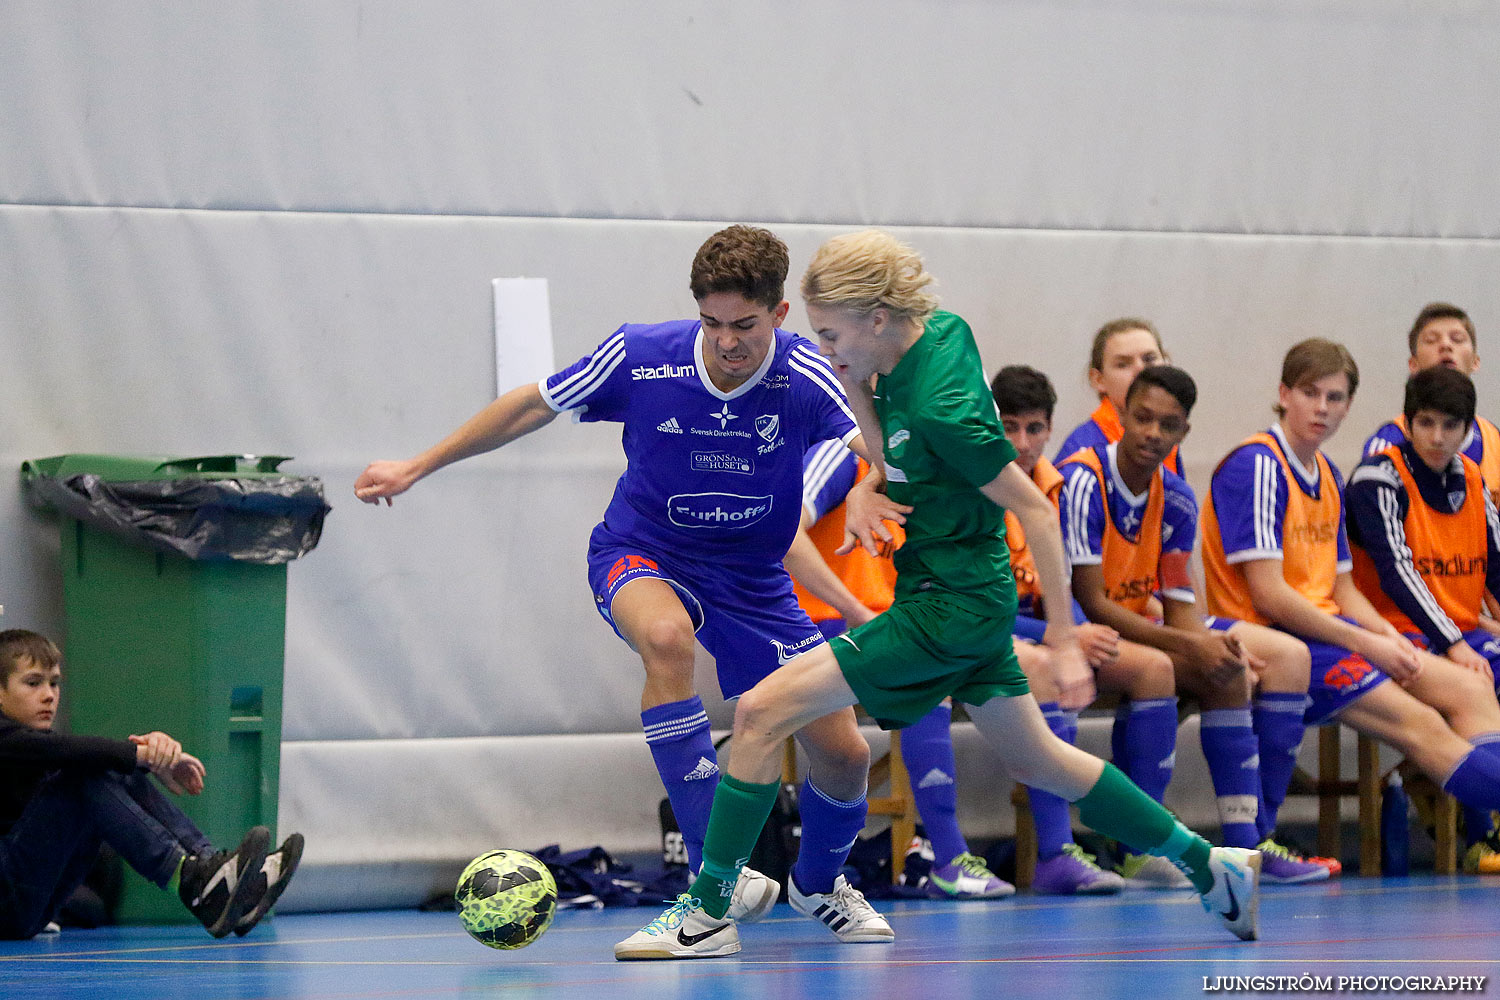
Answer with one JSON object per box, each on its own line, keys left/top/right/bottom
{"left": 2, "top": 877, "right": 1497, "bottom": 1000}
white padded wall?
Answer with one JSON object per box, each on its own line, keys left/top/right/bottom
{"left": 5, "top": 1, "right": 1499, "bottom": 904}
{"left": 3, "top": 1, "right": 1497, "bottom": 235}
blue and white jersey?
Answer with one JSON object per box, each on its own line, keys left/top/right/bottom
{"left": 541, "top": 320, "right": 859, "bottom": 565}
{"left": 1058, "top": 443, "right": 1199, "bottom": 604}
{"left": 802, "top": 439, "right": 861, "bottom": 522}
{"left": 1211, "top": 425, "right": 1353, "bottom": 570}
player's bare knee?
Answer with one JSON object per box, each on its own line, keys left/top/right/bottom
{"left": 733, "top": 686, "right": 794, "bottom": 744}
{"left": 1132, "top": 648, "right": 1176, "bottom": 699}
{"left": 634, "top": 618, "right": 696, "bottom": 676}
{"left": 1262, "top": 640, "right": 1312, "bottom": 688}
{"left": 819, "top": 731, "right": 871, "bottom": 778}
{"left": 1005, "top": 733, "right": 1069, "bottom": 787}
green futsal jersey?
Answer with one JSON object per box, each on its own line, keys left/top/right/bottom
{"left": 874, "top": 311, "right": 1018, "bottom": 615}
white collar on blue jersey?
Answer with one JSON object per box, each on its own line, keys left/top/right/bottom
{"left": 693, "top": 326, "right": 780, "bottom": 401}
{"left": 1104, "top": 442, "right": 1151, "bottom": 509}
{"left": 1269, "top": 424, "right": 1322, "bottom": 490}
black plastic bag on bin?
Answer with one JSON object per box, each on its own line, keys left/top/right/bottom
{"left": 23, "top": 455, "right": 330, "bottom": 564}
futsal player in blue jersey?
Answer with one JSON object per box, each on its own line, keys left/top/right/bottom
{"left": 356, "top": 225, "right": 900, "bottom": 940}
{"left": 616, "top": 231, "right": 1264, "bottom": 961}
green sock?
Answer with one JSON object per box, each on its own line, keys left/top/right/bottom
{"left": 1075, "top": 762, "right": 1214, "bottom": 894}
{"left": 167, "top": 853, "right": 185, "bottom": 892}
{"left": 688, "top": 773, "right": 781, "bottom": 919}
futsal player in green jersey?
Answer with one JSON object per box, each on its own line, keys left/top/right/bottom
{"left": 615, "top": 231, "right": 1264, "bottom": 960}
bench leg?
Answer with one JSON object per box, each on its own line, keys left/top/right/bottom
{"left": 1317, "top": 726, "right": 1342, "bottom": 859}
{"left": 1011, "top": 784, "right": 1036, "bottom": 889}
{"left": 1433, "top": 792, "right": 1460, "bottom": 874}
{"left": 1358, "top": 734, "right": 1382, "bottom": 876}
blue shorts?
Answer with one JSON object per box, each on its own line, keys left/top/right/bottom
{"left": 1012, "top": 613, "right": 1048, "bottom": 644}
{"left": 1404, "top": 628, "right": 1500, "bottom": 694}
{"left": 1208, "top": 615, "right": 1387, "bottom": 726}
{"left": 586, "top": 523, "right": 824, "bottom": 699}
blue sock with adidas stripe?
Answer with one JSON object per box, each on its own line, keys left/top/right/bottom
{"left": 642, "top": 695, "right": 718, "bottom": 873}
{"left": 1200, "top": 707, "right": 1261, "bottom": 849}
{"left": 1253, "top": 692, "right": 1308, "bottom": 839}
{"left": 898, "top": 702, "right": 968, "bottom": 866}
{"left": 793, "top": 777, "right": 867, "bottom": 895}
{"left": 1117, "top": 698, "right": 1178, "bottom": 803}
{"left": 1028, "top": 702, "right": 1079, "bottom": 858}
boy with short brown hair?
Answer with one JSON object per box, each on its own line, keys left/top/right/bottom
{"left": 0, "top": 629, "right": 301, "bottom": 939}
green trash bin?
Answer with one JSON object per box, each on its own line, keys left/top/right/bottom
{"left": 20, "top": 454, "right": 329, "bottom": 924}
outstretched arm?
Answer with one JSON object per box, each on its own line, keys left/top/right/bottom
{"left": 355, "top": 383, "right": 559, "bottom": 505}
{"left": 784, "top": 512, "right": 879, "bottom": 628}
{"left": 982, "top": 464, "right": 1094, "bottom": 708}
{"left": 837, "top": 376, "right": 913, "bottom": 554}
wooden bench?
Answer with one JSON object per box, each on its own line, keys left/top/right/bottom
{"left": 1293, "top": 725, "right": 1459, "bottom": 875}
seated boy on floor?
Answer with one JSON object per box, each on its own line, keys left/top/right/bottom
{"left": 0, "top": 629, "right": 302, "bottom": 939}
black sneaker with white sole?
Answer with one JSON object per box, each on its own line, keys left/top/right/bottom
{"left": 179, "top": 826, "right": 271, "bottom": 938}
{"left": 234, "top": 832, "right": 305, "bottom": 936}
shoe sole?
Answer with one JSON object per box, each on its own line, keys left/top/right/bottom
{"left": 1121, "top": 879, "right": 1192, "bottom": 890}
{"left": 234, "top": 833, "right": 305, "bottom": 937}
{"left": 925, "top": 884, "right": 1017, "bottom": 900}
{"left": 205, "top": 827, "right": 271, "bottom": 938}
{"left": 788, "top": 893, "right": 895, "bottom": 943}
{"left": 1261, "top": 868, "right": 1330, "bottom": 886}
{"left": 614, "top": 940, "right": 741, "bottom": 960}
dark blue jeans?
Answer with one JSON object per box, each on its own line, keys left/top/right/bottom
{"left": 0, "top": 769, "right": 213, "bottom": 939}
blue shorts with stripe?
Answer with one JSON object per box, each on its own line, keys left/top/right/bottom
{"left": 1207, "top": 615, "right": 1388, "bottom": 726}
{"left": 586, "top": 522, "right": 824, "bottom": 699}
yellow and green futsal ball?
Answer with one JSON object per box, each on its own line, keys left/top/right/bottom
{"left": 454, "top": 849, "right": 557, "bottom": 949}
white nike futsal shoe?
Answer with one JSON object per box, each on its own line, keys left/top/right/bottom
{"left": 1200, "top": 846, "right": 1262, "bottom": 941}
{"left": 614, "top": 894, "right": 740, "bottom": 960}
{"left": 727, "top": 866, "right": 779, "bottom": 922}
{"left": 788, "top": 874, "right": 894, "bottom": 943}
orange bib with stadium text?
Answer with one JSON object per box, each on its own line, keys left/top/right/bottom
{"left": 1351, "top": 446, "right": 1487, "bottom": 635}
{"left": 1067, "top": 447, "right": 1166, "bottom": 616}
{"left": 1203, "top": 432, "right": 1342, "bottom": 624}
{"left": 792, "top": 456, "right": 904, "bottom": 623}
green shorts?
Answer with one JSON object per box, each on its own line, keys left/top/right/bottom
{"left": 830, "top": 591, "right": 1029, "bottom": 729}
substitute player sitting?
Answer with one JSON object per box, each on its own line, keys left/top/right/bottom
{"left": 615, "top": 230, "right": 1262, "bottom": 960}
{"left": 991, "top": 364, "right": 1133, "bottom": 894}
{"left": 1364, "top": 303, "right": 1500, "bottom": 504}
{"left": 1058, "top": 366, "right": 1325, "bottom": 883}
{"left": 1347, "top": 366, "right": 1500, "bottom": 872}
{"left": 786, "top": 437, "right": 1012, "bottom": 899}
{"left": 1053, "top": 317, "right": 1184, "bottom": 478}
{"left": 1201, "top": 338, "right": 1500, "bottom": 869}
{"left": 356, "top": 225, "right": 900, "bottom": 940}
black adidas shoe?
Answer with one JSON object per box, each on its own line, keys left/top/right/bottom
{"left": 234, "top": 833, "right": 305, "bottom": 936}
{"left": 179, "top": 826, "right": 271, "bottom": 938}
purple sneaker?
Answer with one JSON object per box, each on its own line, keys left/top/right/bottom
{"left": 925, "top": 852, "right": 1015, "bottom": 899}
{"left": 1031, "top": 844, "right": 1125, "bottom": 895}
{"left": 1256, "top": 839, "right": 1330, "bottom": 885}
